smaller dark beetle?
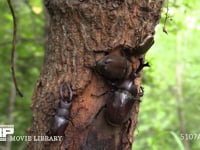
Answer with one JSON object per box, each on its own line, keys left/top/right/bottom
{"left": 105, "top": 59, "right": 149, "bottom": 126}
{"left": 95, "top": 55, "right": 132, "bottom": 82}
{"left": 49, "top": 82, "right": 73, "bottom": 136}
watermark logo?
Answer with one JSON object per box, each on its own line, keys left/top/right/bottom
{"left": 0, "top": 125, "right": 62, "bottom": 142}
{"left": 0, "top": 125, "right": 14, "bottom": 141}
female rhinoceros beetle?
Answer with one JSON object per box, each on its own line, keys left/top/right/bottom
{"left": 95, "top": 55, "right": 132, "bottom": 82}
{"left": 104, "top": 58, "right": 149, "bottom": 126}
{"left": 49, "top": 82, "right": 73, "bottom": 136}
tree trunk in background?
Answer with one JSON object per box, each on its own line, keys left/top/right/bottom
{"left": 28, "top": 0, "right": 164, "bottom": 149}
{"left": 176, "top": 34, "right": 190, "bottom": 150}
{"left": 6, "top": 84, "right": 15, "bottom": 150}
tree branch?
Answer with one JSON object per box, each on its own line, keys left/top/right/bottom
{"left": 163, "top": 0, "right": 169, "bottom": 34}
{"left": 0, "top": 37, "right": 45, "bottom": 47}
{"left": 7, "top": 0, "right": 23, "bottom": 97}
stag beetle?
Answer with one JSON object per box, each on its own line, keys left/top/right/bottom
{"left": 104, "top": 59, "right": 149, "bottom": 126}
{"left": 95, "top": 55, "right": 132, "bottom": 82}
{"left": 49, "top": 82, "right": 73, "bottom": 136}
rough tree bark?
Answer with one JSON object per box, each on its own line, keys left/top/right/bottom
{"left": 28, "top": 0, "right": 164, "bottom": 150}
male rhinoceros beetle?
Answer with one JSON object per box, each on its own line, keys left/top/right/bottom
{"left": 104, "top": 58, "right": 149, "bottom": 126}
{"left": 95, "top": 34, "right": 154, "bottom": 83}
{"left": 49, "top": 82, "right": 73, "bottom": 136}
{"left": 95, "top": 55, "right": 132, "bottom": 82}
{"left": 122, "top": 34, "right": 154, "bottom": 56}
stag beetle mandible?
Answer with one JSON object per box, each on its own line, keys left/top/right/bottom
{"left": 104, "top": 59, "right": 149, "bottom": 126}
{"left": 49, "top": 82, "right": 73, "bottom": 136}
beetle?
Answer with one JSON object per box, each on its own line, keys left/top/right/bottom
{"left": 49, "top": 82, "right": 73, "bottom": 136}
{"left": 95, "top": 55, "right": 132, "bottom": 82}
{"left": 95, "top": 34, "right": 154, "bottom": 83}
{"left": 104, "top": 58, "right": 149, "bottom": 126}
{"left": 122, "top": 34, "right": 154, "bottom": 56}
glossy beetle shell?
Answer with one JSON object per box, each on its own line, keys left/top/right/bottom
{"left": 50, "top": 115, "right": 69, "bottom": 136}
{"left": 96, "top": 55, "right": 132, "bottom": 82}
{"left": 105, "top": 90, "right": 137, "bottom": 126}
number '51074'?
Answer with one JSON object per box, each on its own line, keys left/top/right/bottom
{"left": 180, "top": 133, "right": 200, "bottom": 140}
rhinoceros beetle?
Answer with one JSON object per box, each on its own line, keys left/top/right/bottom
{"left": 95, "top": 55, "right": 132, "bottom": 82}
{"left": 122, "top": 34, "right": 154, "bottom": 56}
{"left": 95, "top": 34, "right": 153, "bottom": 83}
{"left": 104, "top": 58, "right": 149, "bottom": 126}
{"left": 49, "top": 82, "right": 73, "bottom": 136}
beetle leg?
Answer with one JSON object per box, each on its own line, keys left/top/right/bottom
{"left": 69, "top": 107, "right": 85, "bottom": 122}
{"left": 126, "top": 118, "right": 132, "bottom": 134}
{"left": 90, "top": 89, "right": 113, "bottom": 97}
{"left": 135, "top": 58, "right": 150, "bottom": 74}
{"left": 79, "top": 0, "right": 88, "bottom": 2}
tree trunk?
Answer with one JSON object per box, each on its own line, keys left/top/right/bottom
{"left": 28, "top": 0, "right": 164, "bottom": 149}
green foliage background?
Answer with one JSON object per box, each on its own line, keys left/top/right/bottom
{"left": 0, "top": 0, "right": 199, "bottom": 149}
{"left": 0, "top": 0, "right": 44, "bottom": 149}
{"left": 134, "top": 0, "right": 200, "bottom": 150}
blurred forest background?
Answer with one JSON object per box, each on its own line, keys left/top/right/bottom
{"left": 0, "top": 0, "right": 199, "bottom": 150}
